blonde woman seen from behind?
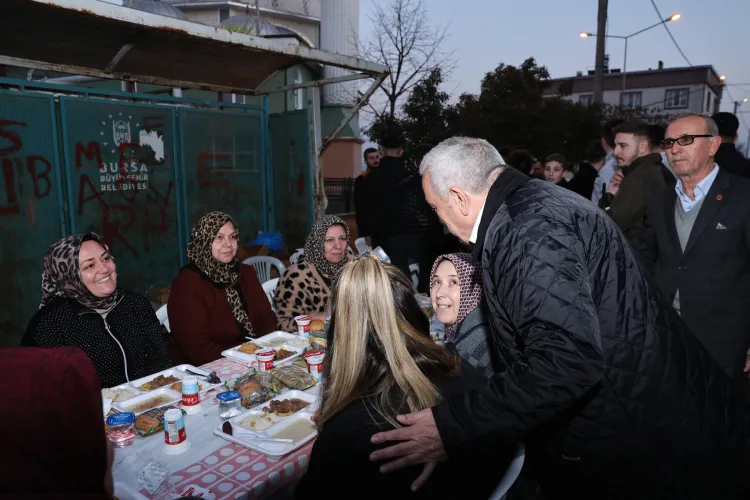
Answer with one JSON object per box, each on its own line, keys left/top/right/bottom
{"left": 294, "top": 256, "right": 511, "bottom": 499}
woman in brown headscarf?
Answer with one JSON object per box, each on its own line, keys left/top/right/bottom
{"left": 168, "top": 211, "right": 277, "bottom": 365}
{"left": 274, "top": 215, "right": 353, "bottom": 332}
{"left": 0, "top": 346, "right": 114, "bottom": 497}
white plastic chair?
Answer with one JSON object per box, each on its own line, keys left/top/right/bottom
{"left": 156, "top": 304, "right": 170, "bottom": 332}
{"left": 262, "top": 278, "right": 279, "bottom": 310}
{"left": 409, "top": 262, "right": 420, "bottom": 289}
{"left": 489, "top": 443, "right": 526, "bottom": 500}
{"left": 354, "top": 237, "right": 371, "bottom": 255}
{"left": 242, "top": 256, "right": 286, "bottom": 283}
{"left": 289, "top": 248, "right": 304, "bottom": 265}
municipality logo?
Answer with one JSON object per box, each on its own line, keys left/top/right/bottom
{"left": 112, "top": 120, "right": 132, "bottom": 146}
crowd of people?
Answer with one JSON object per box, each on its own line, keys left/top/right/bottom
{"left": 5, "top": 109, "right": 750, "bottom": 498}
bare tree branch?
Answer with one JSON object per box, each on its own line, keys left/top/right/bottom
{"left": 356, "top": 0, "right": 455, "bottom": 119}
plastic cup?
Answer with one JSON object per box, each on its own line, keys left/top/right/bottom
{"left": 256, "top": 349, "right": 276, "bottom": 372}
{"left": 181, "top": 376, "right": 201, "bottom": 414}
{"left": 106, "top": 412, "right": 135, "bottom": 448}
{"left": 163, "top": 408, "right": 191, "bottom": 455}
{"left": 294, "top": 315, "right": 312, "bottom": 338}
{"left": 302, "top": 350, "right": 326, "bottom": 382}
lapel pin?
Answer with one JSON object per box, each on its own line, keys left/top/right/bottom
{"left": 716, "top": 194, "right": 723, "bottom": 201}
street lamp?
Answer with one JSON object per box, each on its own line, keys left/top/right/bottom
{"left": 735, "top": 97, "right": 749, "bottom": 115}
{"left": 580, "top": 14, "right": 681, "bottom": 96}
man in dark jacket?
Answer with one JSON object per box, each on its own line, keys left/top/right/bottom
{"left": 369, "top": 136, "right": 749, "bottom": 499}
{"left": 353, "top": 147, "right": 380, "bottom": 247}
{"left": 712, "top": 111, "right": 750, "bottom": 178}
{"left": 599, "top": 120, "right": 675, "bottom": 244}
{"left": 636, "top": 113, "right": 750, "bottom": 381}
{"left": 564, "top": 139, "right": 606, "bottom": 200}
{"left": 366, "top": 137, "right": 441, "bottom": 290}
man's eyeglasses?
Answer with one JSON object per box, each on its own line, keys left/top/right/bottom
{"left": 659, "top": 134, "right": 714, "bottom": 150}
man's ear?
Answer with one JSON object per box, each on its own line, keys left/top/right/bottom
{"left": 450, "top": 186, "right": 471, "bottom": 216}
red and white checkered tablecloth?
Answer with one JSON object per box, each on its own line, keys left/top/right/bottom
{"left": 164, "top": 440, "right": 314, "bottom": 499}
{"left": 127, "top": 357, "right": 316, "bottom": 499}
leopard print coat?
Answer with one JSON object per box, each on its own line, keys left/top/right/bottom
{"left": 274, "top": 261, "right": 330, "bottom": 332}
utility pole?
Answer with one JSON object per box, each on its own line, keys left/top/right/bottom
{"left": 734, "top": 101, "right": 740, "bottom": 115}
{"left": 593, "top": 0, "right": 609, "bottom": 104}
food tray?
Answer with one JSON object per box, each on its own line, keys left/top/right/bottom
{"left": 101, "top": 384, "right": 142, "bottom": 404}
{"left": 172, "top": 364, "right": 225, "bottom": 394}
{"left": 127, "top": 365, "right": 224, "bottom": 393}
{"left": 214, "top": 390, "right": 318, "bottom": 459}
{"left": 128, "top": 368, "right": 186, "bottom": 392}
{"left": 221, "top": 342, "right": 305, "bottom": 367}
{"left": 114, "top": 387, "right": 182, "bottom": 415}
{"left": 253, "top": 331, "right": 302, "bottom": 348}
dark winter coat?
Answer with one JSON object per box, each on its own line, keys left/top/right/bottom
{"left": 431, "top": 167, "right": 749, "bottom": 499}
{"left": 715, "top": 142, "right": 750, "bottom": 179}
{"left": 446, "top": 305, "right": 503, "bottom": 378}
{"left": 23, "top": 290, "right": 172, "bottom": 388}
{"left": 599, "top": 153, "right": 675, "bottom": 245}
{"left": 635, "top": 167, "right": 750, "bottom": 380}
{"left": 366, "top": 156, "right": 438, "bottom": 238}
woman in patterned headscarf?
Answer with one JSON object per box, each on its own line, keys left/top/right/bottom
{"left": 168, "top": 211, "right": 277, "bottom": 365}
{"left": 429, "top": 253, "right": 502, "bottom": 377}
{"left": 275, "top": 215, "right": 353, "bottom": 332}
{"left": 22, "top": 233, "right": 172, "bottom": 388}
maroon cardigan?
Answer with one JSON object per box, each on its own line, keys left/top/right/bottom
{"left": 167, "top": 264, "right": 277, "bottom": 365}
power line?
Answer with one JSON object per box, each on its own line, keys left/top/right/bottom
{"left": 649, "top": 0, "right": 692, "bottom": 66}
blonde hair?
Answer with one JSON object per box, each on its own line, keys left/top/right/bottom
{"left": 316, "top": 255, "right": 460, "bottom": 429}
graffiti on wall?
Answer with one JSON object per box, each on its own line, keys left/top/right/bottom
{"left": 0, "top": 119, "right": 54, "bottom": 219}
{"left": 72, "top": 112, "right": 174, "bottom": 257}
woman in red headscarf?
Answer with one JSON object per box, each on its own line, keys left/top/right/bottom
{"left": 0, "top": 346, "right": 114, "bottom": 497}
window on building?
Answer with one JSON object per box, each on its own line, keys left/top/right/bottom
{"left": 705, "top": 90, "right": 712, "bottom": 113}
{"left": 664, "top": 88, "right": 690, "bottom": 109}
{"left": 579, "top": 94, "right": 593, "bottom": 106}
{"left": 620, "top": 91, "right": 642, "bottom": 110}
{"left": 219, "top": 8, "right": 230, "bottom": 23}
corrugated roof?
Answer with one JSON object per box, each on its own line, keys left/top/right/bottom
{"left": 0, "top": 0, "right": 387, "bottom": 94}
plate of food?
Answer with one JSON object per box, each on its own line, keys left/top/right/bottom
{"left": 221, "top": 342, "right": 305, "bottom": 367}
{"left": 114, "top": 388, "right": 182, "bottom": 415}
{"left": 128, "top": 370, "right": 184, "bottom": 392}
{"left": 234, "top": 410, "right": 280, "bottom": 431}
{"left": 253, "top": 331, "right": 301, "bottom": 348}
{"left": 171, "top": 364, "right": 224, "bottom": 393}
{"left": 260, "top": 390, "right": 317, "bottom": 415}
{"left": 214, "top": 389, "right": 318, "bottom": 458}
{"left": 102, "top": 384, "right": 141, "bottom": 404}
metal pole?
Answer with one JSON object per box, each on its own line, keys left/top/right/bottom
{"left": 593, "top": 0, "right": 608, "bottom": 104}
{"left": 622, "top": 37, "right": 628, "bottom": 95}
{"left": 734, "top": 101, "right": 740, "bottom": 115}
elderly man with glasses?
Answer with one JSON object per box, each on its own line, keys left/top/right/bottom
{"left": 636, "top": 112, "right": 750, "bottom": 383}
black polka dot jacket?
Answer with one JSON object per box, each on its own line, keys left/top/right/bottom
{"left": 22, "top": 290, "right": 173, "bottom": 388}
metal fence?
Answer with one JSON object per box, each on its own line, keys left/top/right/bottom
{"left": 269, "top": 110, "right": 313, "bottom": 250}
{"left": 324, "top": 177, "right": 356, "bottom": 214}
{"left": 0, "top": 78, "right": 311, "bottom": 346}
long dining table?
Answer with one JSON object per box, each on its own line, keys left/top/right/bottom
{"left": 112, "top": 357, "right": 318, "bottom": 500}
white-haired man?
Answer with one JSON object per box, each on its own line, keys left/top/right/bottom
{"left": 369, "top": 137, "right": 749, "bottom": 498}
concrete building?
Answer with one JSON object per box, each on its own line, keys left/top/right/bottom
{"left": 543, "top": 63, "right": 724, "bottom": 116}
{"left": 163, "top": 0, "right": 364, "bottom": 178}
